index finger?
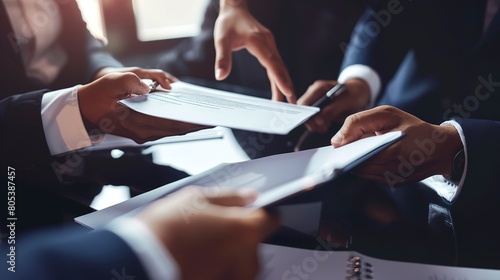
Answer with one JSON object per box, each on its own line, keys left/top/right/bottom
{"left": 205, "top": 188, "right": 259, "bottom": 206}
{"left": 246, "top": 37, "right": 296, "bottom": 103}
{"left": 134, "top": 69, "right": 177, "bottom": 90}
{"left": 112, "top": 72, "right": 150, "bottom": 97}
{"left": 214, "top": 34, "right": 234, "bottom": 81}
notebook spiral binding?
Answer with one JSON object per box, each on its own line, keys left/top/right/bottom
{"left": 346, "top": 256, "right": 375, "bottom": 280}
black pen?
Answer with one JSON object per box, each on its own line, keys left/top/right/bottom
{"left": 310, "top": 83, "right": 346, "bottom": 109}
{"left": 293, "top": 83, "right": 346, "bottom": 151}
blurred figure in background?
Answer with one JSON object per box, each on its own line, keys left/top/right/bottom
{"left": 0, "top": 0, "right": 176, "bottom": 98}
{"left": 0, "top": 0, "right": 188, "bottom": 228}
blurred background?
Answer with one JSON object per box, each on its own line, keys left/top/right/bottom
{"left": 77, "top": 0, "right": 210, "bottom": 63}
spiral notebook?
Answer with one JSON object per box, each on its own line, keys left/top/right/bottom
{"left": 258, "top": 244, "right": 500, "bottom": 280}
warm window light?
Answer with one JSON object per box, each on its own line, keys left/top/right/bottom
{"left": 77, "top": 0, "right": 210, "bottom": 42}
{"left": 132, "top": 0, "right": 210, "bottom": 41}
{"left": 76, "top": 0, "right": 106, "bottom": 41}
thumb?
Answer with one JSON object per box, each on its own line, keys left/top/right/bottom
{"left": 205, "top": 189, "right": 258, "bottom": 207}
{"left": 214, "top": 37, "right": 233, "bottom": 81}
{"left": 107, "top": 72, "right": 150, "bottom": 99}
{"left": 331, "top": 106, "right": 401, "bottom": 147}
{"left": 249, "top": 209, "right": 281, "bottom": 240}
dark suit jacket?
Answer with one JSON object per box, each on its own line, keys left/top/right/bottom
{"left": 451, "top": 118, "right": 500, "bottom": 268}
{"left": 0, "top": 91, "right": 93, "bottom": 234}
{"left": 0, "top": 0, "right": 125, "bottom": 232}
{"left": 343, "top": 0, "right": 500, "bottom": 268}
{"left": 342, "top": 0, "right": 500, "bottom": 123}
{"left": 0, "top": 0, "right": 122, "bottom": 99}
{"left": 1, "top": 226, "right": 149, "bottom": 280}
{"left": 0, "top": 94, "right": 149, "bottom": 280}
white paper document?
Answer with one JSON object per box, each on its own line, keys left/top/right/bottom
{"left": 83, "top": 127, "right": 225, "bottom": 151}
{"left": 258, "top": 243, "right": 500, "bottom": 280}
{"left": 75, "top": 131, "right": 403, "bottom": 229}
{"left": 119, "top": 81, "right": 319, "bottom": 135}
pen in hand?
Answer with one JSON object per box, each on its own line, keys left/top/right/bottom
{"left": 310, "top": 83, "right": 346, "bottom": 109}
{"left": 149, "top": 80, "right": 160, "bottom": 93}
{"left": 294, "top": 83, "right": 346, "bottom": 151}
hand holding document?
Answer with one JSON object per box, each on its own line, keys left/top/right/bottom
{"left": 76, "top": 131, "right": 403, "bottom": 228}
{"left": 119, "top": 81, "right": 319, "bottom": 134}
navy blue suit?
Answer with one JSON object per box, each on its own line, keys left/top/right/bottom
{"left": 0, "top": 0, "right": 122, "bottom": 99}
{"left": 0, "top": 0, "right": 126, "bottom": 232}
{"left": 343, "top": 0, "right": 500, "bottom": 268}
{"left": 0, "top": 93, "right": 150, "bottom": 280}
{"left": 451, "top": 118, "right": 500, "bottom": 268}
{"left": 0, "top": 91, "right": 93, "bottom": 234}
{"left": 343, "top": 0, "right": 500, "bottom": 123}
{"left": 1, "top": 226, "right": 149, "bottom": 280}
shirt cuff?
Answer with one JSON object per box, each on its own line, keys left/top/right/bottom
{"left": 338, "top": 64, "right": 382, "bottom": 108}
{"left": 41, "top": 85, "right": 92, "bottom": 155}
{"left": 424, "top": 120, "right": 468, "bottom": 202}
{"left": 107, "top": 217, "right": 180, "bottom": 280}
{"left": 441, "top": 120, "right": 468, "bottom": 199}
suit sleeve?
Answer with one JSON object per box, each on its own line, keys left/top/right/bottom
{"left": 452, "top": 118, "right": 500, "bottom": 211}
{"left": 449, "top": 118, "right": 500, "bottom": 267}
{"left": 0, "top": 91, "right": 73, "bottom": 232}
{"left": 0, "top": 91, "right": 52, "bottom": 169}
{"left": 2, "top": 228, "right": 149, "bottom": 280}
{"left": 341, "top": 0, "right": 416, "bottom": 88}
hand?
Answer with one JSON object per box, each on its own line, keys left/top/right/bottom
{"left": 137, "top": 187, "right": 280, "bottom": 280}
{"left": 298, "top": 79, "right": 371, "bottom": 133}
{"left": 331, "top": 106, "right": 463, "bottom": 186}
{"left": 214, "top": 2, "right": 296, "bottom": 103}
{"left": 78, "top": 73, "right": 206, "bottom": 143}
{"left": 94, "top": 67, "right": 178, "bottom": 90}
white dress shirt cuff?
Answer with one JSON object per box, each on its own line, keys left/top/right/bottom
{"left": 338, "top": 64, "right": 382, "bottom": 108}
{"left": 107, "top": 217, "right": 180, "bottom": 280}
{"left": 41, "top": 86, "right": 92, "bottom": 155}
{"left": 423, "top": 120, "right": 468, "bottom": 202}
{"left": 441, "top": 120, "right": 468, "bottom": 198}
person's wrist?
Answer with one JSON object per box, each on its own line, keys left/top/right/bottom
{"left": 94, "top": 67, "right": 114, "bottom": 80}
{"left": 343, "top": 79, "right": 371, "bottom": 109}
{"left": 76, "top": 84, "right": 99, "bottom": 133}
{"left": 220, "top": 0, "right": 247, "bottom": 10}
{"left": 434, "top": 125, "right": 463, "bottom": 177}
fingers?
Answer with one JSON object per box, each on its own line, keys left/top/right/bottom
{"left": 331, "top": 106, "right": 402, "bottom": 147}
{"left": 246, "top": 34, "right": 296, "bottom": 103}
{"left": 129, "top": 68, "right": 178, "bottom": 90}
{"left": 117, "top": 73, "right": 149, "bottom": 97}
{"left": 102, "top": 72, "right": 150, "bottom": 98}
{"left": 247, "top": 209, "right": 281, "bottom": 240}
{"left": 214, "top": 34, "right": 233, "bottom": 81}
{"left": 196, "top": 187, "right": 280, "bottom": 238}
{"left": 205, "top": 188, "right": 258, "bottom": 206}
{"left": 96, "top": 67, "right": 177, "bottom": 90}
{"left": 298, "top": 80, "right": 338, "bottom": 106}
{"left": 298, "top": 80, "right": 339, "bottom": 133}
{"left": 213, "top": 6, "right": 295, "bottom": 103}
{"left": 270, "top": 80, "right": 283, "bottom": 102}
